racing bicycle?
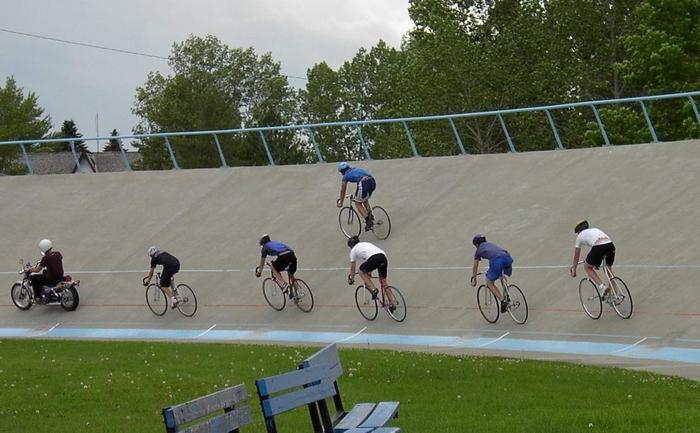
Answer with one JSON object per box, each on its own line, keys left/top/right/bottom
{"left": 257, "top": 262, "right": 314, "bottom": 312}
{"left": 143, "top": 273, "right": 198, "bottom": 317}
{"left": 338, "top": 194, "right": 391, "bottom": 240}
{"left": 353, "top": 274, "right": 406, "bottom": 322}
{"left": 577, "top": 258, "right": 633, "bottom": 319}
{"left": 473, "top": 271, "right": 528, "bottom": 324}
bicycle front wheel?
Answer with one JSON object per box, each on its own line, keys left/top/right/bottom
{"left": 578, "top": 279, "right": 602, "bottom": 319}
{"left": 292, "top": 279, "right": 314, "bottom": 312}
{"left": 339, "top": 206, "right": 362, "bottom": 239}
{"left": 355, "top": 285, "right": 378, "bottom": 320}
{"left": 505, "top": 284, "right": 528, "bottom": 324}
{"left": 610, "top": 276, "right": 633, "bottom": 319}
{"left": 370, "top": 206, "right": 391, "bottom": 240}
{"left": 175, "top": 284, "right": 198, "bottom": 317}
{"left": 384, "top": 286, "right": 407, "bottom": 322}
{"left": 476, "top": 284, "right": 499, "bottom": 323}
{"left": 262, "top": 278, "right": 286, "bottom": 311}
{"left": 146, "top": 284, "right": 168, "bottom": 316}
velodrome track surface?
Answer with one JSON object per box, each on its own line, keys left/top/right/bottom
{"left": 1, "top": 140, "right": 700, "bottom": 380}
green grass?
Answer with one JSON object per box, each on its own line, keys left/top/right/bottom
{"left": 0, "top": 339, "right": 698, "bottom": 433}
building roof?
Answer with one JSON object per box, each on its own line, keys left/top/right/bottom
{"left": 20, "top": 151, "right": 141, "bottom": 175}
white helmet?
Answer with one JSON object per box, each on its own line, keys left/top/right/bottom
{"left": 147, "top": 246, "right": 159, "bottom": 257}
{"left": 39, "top": 239, "right": 53, "bottom": 255}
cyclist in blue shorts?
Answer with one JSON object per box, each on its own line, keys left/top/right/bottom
{"left": 336, "top": 162, "right": 376, "bottom": 231}
{"left": 469, "top": 234, "right": 514, "bottom": 313}
{"left": 255, "top": 234, "right": 297, "bottom": 299}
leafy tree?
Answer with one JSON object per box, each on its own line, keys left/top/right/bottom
{"left": 103, "top": 129, "right": 122, "bottom": 152}
{"left": 35, "top": 120, "right": 87, "bottom": 153}
{"left": 133, "top": 34, "right": 310, "bottom": 169}
{"left": 0, "top": 76, "right": 52, "bottom": 173}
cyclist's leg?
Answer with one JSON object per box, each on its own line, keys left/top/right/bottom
{"left": 270, "top": 258, "right": 289, "bottom": 289}
{"left": 286, "top": 254, "right": 298, "bottom": 295}
{"left": 375, "top": 257, "right": 396, "bottom": 305}
{"left": 486, "top": 258, "right": 505, "bottom": 301}
{"left": 160, "top": 268, "right": 177, "bottom": 302}
{"left": 584, "top": 246, "right": 608, "bottom": 290}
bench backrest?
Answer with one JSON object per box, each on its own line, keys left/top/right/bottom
{"left": 162, "top": 383, "right": 252, "bottom": 433}
{"left": 299, "top": 344, "right": 347, "bottom": 431}
{"left": 256, "top": 346, "right": 343, "bottom": 433}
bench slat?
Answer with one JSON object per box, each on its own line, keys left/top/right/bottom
{"left": 257, "top": 365, "right": 331, "bottom": 396}
{"left": 334, "top": 403, "right": 376, "bottom": 432}
{"left": 301, "top": 344, "right": 343, "bottom": 380}
{"left": 164, "top": 384, "right": 248, "bottom": 426}
{"left": 358, "top": 402, "right": 400, "bottom": 429}
{"left": 178, "top": 406, "right": 252, "bottom": 433}
{"left": 342, "top": 428, "right": 400, "bottom": 433}
{"left": 262, "top": 381, "right": 336, "bottom": 416}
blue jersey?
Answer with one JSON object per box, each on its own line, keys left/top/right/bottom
{"left": 474, "top": 242, "right": 511, "bottom": 261}
{"left": 342, "top": 167, "right": 372, "bottom": 183}
{"left": 261, "top": 241, "right": 293, "bottom": 258}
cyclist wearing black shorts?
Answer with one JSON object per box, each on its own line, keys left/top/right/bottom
{"left": 144, "top": 246, "right": 180, "bottom": 308}
{"left": 569, "top": 220, "right": 616, "bottom": 298}
{"left": 346, "top": 236, "right": 388, "bottom": 298}
{"left": 255, "top": 235, "right": 297, "bottom": 298}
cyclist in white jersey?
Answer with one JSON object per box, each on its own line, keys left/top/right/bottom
{"left": 569, "top": 220, "right": 616, "bottom": 298}
{"left": 346, "top": 236, "right": 388, "bottom": 299}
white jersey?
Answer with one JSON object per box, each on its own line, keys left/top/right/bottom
{"left": 350, "top": 242, "right": 386, "bottom": 263}
{"left": 575, "top": 228, "right": 613, "bottom": 248}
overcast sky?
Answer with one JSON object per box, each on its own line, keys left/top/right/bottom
{"left": 0, "top": 0, "right": 412, "bottom": 150}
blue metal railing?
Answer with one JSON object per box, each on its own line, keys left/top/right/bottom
{"left": 1, "top": 90, "right": 698, "bottom": 173}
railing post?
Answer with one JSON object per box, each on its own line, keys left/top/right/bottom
{"left": 356, "top": 126, "right": 372, "bottom": 160}
{"left": 448, "top": 118, "right": 467, "bottom": 155}
{"left": 497, "top": 114, "right": 516, "bottom": 152}
{"left": 639, "top": 101, "right": 658, "bottom": 143}
{"left": 20, "top": 144, "right": 33, "bottom": 175}
{"left": 402, "top": 121, "right": 419, "bottom": 157}
{"left": 545, "top": 109, "right": 564, "bottom": 149}
{"left": 258, "top": 131, "right": 275, "bottom": 166}
{"left": 307, "top": 128, "right": 324, "bottom": 162}
{"left": 590, "top": 105, "right": 611, "bottom": 146}
{"left": 163, "top": 136, "right": 180, "bottom": 169}
{"left": 69, "top": 140, "right": 80, "bottom": 171}
{"left": 212, "top": 134, "right": 228, "bottom": 167}
{"left": 116, "top": 139, "right": 132, "bottom": 171}
{"left": 688, "top": 96, "right": 700, "bottom": 124}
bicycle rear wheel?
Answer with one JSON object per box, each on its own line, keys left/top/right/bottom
{"left": 292, "top": 279, "right": 314, "bottom": 312}
{"left": 476, "top": 285, "right": 499, "bottom": 323}
{"left": 175, "top": 284, "right": 198, "bottom": 317}
{"left": 384, "top": 286, "right": 406, "bottom": 322}
{"left": 355, "top": 285, "right": 378, "bottom": 320}
{"left": 262, "top": 278, "right": 286, "bottom": 311}
{"left": 610, "top": 277, "right": 633, "bottom": 319}
{"left": 146, "top": 284, "right": 167, "bottom": 316}
{"left": 505, "top": 284, "right": 528, "bottom": 324}
{"left": 370, "top": 206, "right": 391, "bottom": 240}
{"left": 578, "top": 279, "right": 602, "bottom": 319}
{"left": 339, "top": 206, "right": 362, "bottom": 239}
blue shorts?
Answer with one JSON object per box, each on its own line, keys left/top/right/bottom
{"left": 487, "top": 256, "right": 513, "bottom": 282}
{"left": 354, "top": 177, "right": 376, "bottom": 202}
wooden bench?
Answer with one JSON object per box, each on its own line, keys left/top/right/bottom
{"left": 162, "top": 383, "right": 252, "bottom": 433}
{"left": 256, "top": 343, "right": 400, "bottom": 433}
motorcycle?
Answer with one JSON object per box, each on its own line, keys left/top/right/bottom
{"left": 11, "top": 259, "right": 80, "bottom": 311}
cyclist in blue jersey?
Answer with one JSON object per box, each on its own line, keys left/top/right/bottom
{"left": 255, "top": 234, "right": 297, "bottom": 298}
{"left": 469, "top": 234, "right": 514, "bottom": 314}
{"left": 336, "top": 162, "right": 376, "bottom": 231}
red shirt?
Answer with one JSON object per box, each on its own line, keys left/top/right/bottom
{"left": 40, "top": 251, "right": 64, "bottom": 281}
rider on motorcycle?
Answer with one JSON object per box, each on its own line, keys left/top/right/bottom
{"left": 27, "top": 239, "right": 64, "bottom": 299}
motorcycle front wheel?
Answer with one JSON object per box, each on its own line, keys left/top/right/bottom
{"left": 11, "top": 283, "right": 32, "bottom": 310}
{"left": 60, "top": 286, "right": 79, "bottom": 311}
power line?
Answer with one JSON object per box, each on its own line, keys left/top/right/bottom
{"left": 0, "top": 26, "right": 308, "bottom": 81}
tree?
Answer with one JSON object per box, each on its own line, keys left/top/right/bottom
{"left": 34, "top": 120, "right": 87, "bottom": 153}
{"left": 0, "top": 76, "right": 52, "bottom": 173}
{"left": 103, "top": 129, "right": 121, "bottom": 152}
{"left": 133, "top": 34, "right": 310, "bottom": 169}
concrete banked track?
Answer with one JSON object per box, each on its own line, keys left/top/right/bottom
{"left": 2, "top": 140, "right": 699, "bottom": 380}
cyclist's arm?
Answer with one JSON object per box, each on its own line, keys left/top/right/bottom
{"left": 256, "top": 256, "right": 265, "bottom": 277}
{"left": 570, "top": 247, "right": 581, "bottom": 276}
{"left": 470, "top": 259, "right": 479, "bottom": 286}
{"left": 348, "top": 261, "right": 357, "bottom": 282}
{"left": 145, "top": 266, "right": 155, "bottom": 284}
{"left": 337, "top": 181, "right": 348, "bottom": 206}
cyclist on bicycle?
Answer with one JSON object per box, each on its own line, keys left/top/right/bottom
{"left": 255, "top": 235, "right": 297, "bottom": 299}
{"left": 336, "top": 162, "right": 376, "bottom": 231}
{"left": 347, "top": 236, "right": 393, "bottom": 305}
{"left": 470, "top": 234, "right": 513, "bottom": 314}
{"left": 570, "top": 220, "right": 616, "bottom": 299}
{"left": 144, "top": 246, "right": 180, "bottom": 308}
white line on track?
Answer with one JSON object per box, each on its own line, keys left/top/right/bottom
{"left": 477, "top": 331, "right": 510, "bottom": 348}
{"left": 38, "top": 322, "right": 60, "bottom": 336}
{"left": 334, "top": 326, "right": 367, "bottom": 344}
{"left": 610, "top": 337, "right": 648, "bottom": 354}
{"left": 195, "top": 324, "right": 217, "bottom": 338}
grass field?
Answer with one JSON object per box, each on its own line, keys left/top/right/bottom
{"left": 0, "top": 339, "right": 698, "bottom": 433}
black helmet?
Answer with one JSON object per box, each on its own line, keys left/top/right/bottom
{"left": 574, "top": 220, "right": 589, "bottom": 234}
{"left": 472, "top": 234, "right": 486, "bottom": 246}
{"left": 347, "top": 236, "right": 360, "bottom": 248}
{"left": 259, "top": 234, "right": 270, "bottom": 246}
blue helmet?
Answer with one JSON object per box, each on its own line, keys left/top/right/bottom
{"left": 337, "top": 162, "right": 350, "bottom": 173}
{"left": 472, "top": 234, "right": 486, "bottom": 246}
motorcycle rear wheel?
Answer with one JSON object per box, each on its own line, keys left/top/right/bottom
{"left": 60, "top": 286, "right": 79, "bottom": 311}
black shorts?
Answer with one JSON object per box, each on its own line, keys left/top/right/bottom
{"left": 272, "top": 252, "right": 297, "bottom": 275}
{"left": 359, "top": 253, "right": 388, "bottom": 279}
{"left": 160, "top": 265, "right": 180, "bottom": 288}
{"left": 586, "top": 243, "right": 616, "bottom": 269}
